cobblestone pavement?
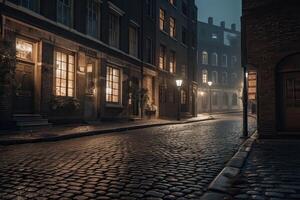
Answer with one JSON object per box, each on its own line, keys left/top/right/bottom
{"left": 231, "top": 140, "right": 300, "bottom": 200}
{"left": 0, "top": 114, "right": 256, "bottom": 200}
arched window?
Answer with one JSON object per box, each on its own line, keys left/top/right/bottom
{"left": 222, "top": 54, "right": 227, "bottom": 67}
{"left": 211, "top": 52, "right": 218, "bottom": 66}
{"left": 202, "top": 69, "right": 208, "bottom": 83}
{"left": 202, "top": 51, "right": 208, "bottom": 64}
{"left": 221, "top": 72, "right": 228, "bottom": 84}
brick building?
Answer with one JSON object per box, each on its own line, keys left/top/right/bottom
{"left": 0, "top": 0, "right": 197, "bottom": 128}
{"left": 156, "top": 0, "right": 198, "bottom": 118}
{"left": 242, "top": 0, "right": 300, "bottom": 136}
{"left": 197, "top": 18, "right": 242, "bottom": 114}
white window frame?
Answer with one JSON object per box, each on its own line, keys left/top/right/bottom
{"left": 106, "top": 65, "right": 121, "bottom": 104}
{"left": 211, "top": 52, "right": 218, "bottom": 66}
{"left": 202, "top": 51, "right": 208, "bottom": 65}
{"left": 212, "top": 71, "right": 218, "bottom": 84}
{"left": 202, "top": 69, "right": 208, "bottom": 83}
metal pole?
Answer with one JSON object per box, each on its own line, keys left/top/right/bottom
{"left": 177, "top": 87, "right": 181, "bottom": 121}
{"left": 209, "top": 87, "right": 212, "bottom": 114}
{"left": 243, "top": 67, "right": 248, "bottom": 137}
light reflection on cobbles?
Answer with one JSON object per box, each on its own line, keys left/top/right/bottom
{"left": 0, "top": 114, "right": 256, "bottom": 200}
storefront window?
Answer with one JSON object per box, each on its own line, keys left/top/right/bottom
{"left": 106, "top": 66, "right": 120, "bottom": 103}
{"left": 55, "top": 51, "right": 75, "bottom": 97}
{"left": 16, "top": 38, "right": 33, "bottom": 61}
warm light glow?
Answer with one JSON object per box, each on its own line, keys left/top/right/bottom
{"left": 200, "top": 91, "right": 204, "bottom": 96}
{"left": 207, "top": 81, "right": 213, "bottom": 86}
{"left": 176, "top": 79, "right": 183, "bottom": 87}
{"left": 245, "top": 72, "right": 249, "bottom": 78}
{"left": 16, "top": 38, "right": 33, "bottom": 61}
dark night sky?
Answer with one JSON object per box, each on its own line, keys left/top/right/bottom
{"left": 196, "top": 0, "right": 242, "bottom": 30}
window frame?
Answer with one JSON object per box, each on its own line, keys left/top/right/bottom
{"left": 129, "top": 26, "right": 138, "bottom": 57}
{"left": 222, "top": 54, "right": 227, "bottom": 67}
{"left": 169, "top": 51, "right": 176, "bottom": 73}
{"left": 57, "top": 0, "right": 73, "bottom": 27}
{"left": 159, "top": 8, "right": 165, "bottom": 31}
{"left": 211, "top": 52, "right": 218, "bottom": 66}
{"left": 86, "top": 0, "right": 100, "bottom": 39}
{"left": 106, "top": 65, "right": 121, "bottom": 104}
{"left": 169, "top": 17, "right": 176, "bottom": 38}
{"left": 145, "top": 37, "right": 153, "bottom": 64}
{"left": 54, "top": 50, "right": 76, "bottom": 97}
{"left": 202, "top": 69, "right": 208, "bottom": 83}
{"left": 108, "top": 12, "right": 120, "bottom": 48}
{"left": 202, "top": 51, "right": 208, "bottom": 65}
{"left": 212, "top": 71, "right": 218, "bottom": 84}
{"left": 159, "top": 45, "right": 166, "bottom": 70}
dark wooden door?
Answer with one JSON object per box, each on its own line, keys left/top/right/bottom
{"left": 281, "top": 72, "right": 300, "bottom": 131}
{"left": 13, "top": 63, "right": 34, "bottom": 114}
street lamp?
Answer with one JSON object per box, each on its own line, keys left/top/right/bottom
{"left": 207, "top": 81, "right": 213, "bottom": 115}
{"left": 176, "top": 79, "right": 183, "bottom": 121}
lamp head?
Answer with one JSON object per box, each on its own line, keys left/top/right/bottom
{"left": 207, "top": 81, "right": 213, "bottom": 87}
{"left": 176, "top": 79, "right": 183, "bottom": 87}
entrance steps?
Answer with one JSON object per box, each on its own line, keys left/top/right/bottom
{"left": 13, "top": 114, "right": 52, "bottom": 130}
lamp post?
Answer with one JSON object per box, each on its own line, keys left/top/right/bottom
{"left": 176, "top": 79, "right": 183, "bottom": 121}
{"left": 242, "top": 69, "right": 249, "bottom": 137}
{"left": 207, "top": 81, "right": 213, "bottom": 115}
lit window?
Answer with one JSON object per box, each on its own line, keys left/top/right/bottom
{"left": 109, "top": 13, "right": 120, "bottom": 48}
{"left": 169, "top": 51, "right": 176, "bottom": 73}
{"left": 86, "top": 63, "right": 95, "bottom": 95}
{"left": 16, "top": 38, "right": 33, "bottom": 61}
{"left": 87, "top": 0, "right": 100, "bottom": 38}
{"left": 211, "top": 53, "right": 218, "bottom": 66}
{"left": 106, "top": 66, "right": 121, "bottom": 103}
{"left": 57, "top": 0, "right": 73, "bottom": 27}
{"left": 129, "top": 26, "right": 138, "bottom": 57}
{"left": 222, "top": 54, "right": 227, "bottom": 67}
{"left": 212, "top": 33, "right": 218, "bottom": 39}
{"left": 202, "top": 70, "right": 208, "bottom": 83}
{"left": 55, "top": 51, "right": 75, "bottom": 97}
{"left": 170, "top": 17, "right": 176, "bottom": 38}
{"left": 159, "top": 45, "right": 166, "bottom": 70}
{"left": 202, "top": 51, "right": 208, "bottom": 64}
{"left": 159, "top": 8, "right": 165, "bottom": 31}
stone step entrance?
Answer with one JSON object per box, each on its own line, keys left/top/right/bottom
{"left": 13, "top": 114, "right": 52, "bottom": 130}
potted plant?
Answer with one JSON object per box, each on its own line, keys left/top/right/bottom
{"left": 49, "top": 96, "right": 80, "bottom": 113}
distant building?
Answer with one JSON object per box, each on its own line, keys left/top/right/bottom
{"left": 0, "top": 0, "right": 197, "bottom": 129}
{"left": 242, "top": 0, "right": 300, "bottom": 136}
{"left": 197, "top": 17, "right": 242, "bottom": 114}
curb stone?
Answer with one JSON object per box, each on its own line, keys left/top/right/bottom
{"left": 200, "top": 130, "right": 258, "bottom": 200}
{"left": 0, "top": 116, "right": 214, "bottom": 146}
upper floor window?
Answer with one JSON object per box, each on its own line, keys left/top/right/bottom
{"left": 86, "top": 0, "right": 100, "bottom": 38}
{"left": 231, "top": 56, "right": 237, "bottom": 67}
{"left": 145, "top": 38, "right": 153, "bottom": 64}
{"left": 221, "top": 72, "right": 228, "bottom": 84}
{"left": 182, "top": 0, "right": 187, "bottom": 16}
{"left": 182, "top": 27, "right": 187, "bottom": 45}
{"left": 202, "top": 51, "right": 208, "bottom": 65}
{"left": 202, "top": 70, "right": 208, "bottom": 83}
{"left": 19, "top": 0, "right": 39, "bottom": 11}
{"left": 146, "top": 0, "right": 153, "bottom": 17}
{"left": 57, "top": 0, "right": 73, "bottom": 27}
{"left": 169, "top": 17, "right": 176, "bottom": 38}
{"left": 55, "top": 51, "right": 75, "bottom": 97}
{"left": 16, "top": 38, "right": 33, "bottom": 61}
{"left": 169, "top": 51, "right": 176, "bottom": 73}
{"left": 159, "top": 8, "right": 165, "bottom": 31}
{"left": 222, "top": 54, "right": 227, "bottom": 67}
{"left": 159, "top": 45, "right": 166, "bottom": 70}
{"left": 211, "top": 52, "right": 218, "bottom": 66}
{"left": 231, "top": 73, "right": 237, "bottom": 83}
{"left": 129, "top": 26, "right": 138, "bottom": 57}
{"left": 212, "top": 71, "right": 218, "bottom": 84}
{"left": 181, "top": 65, "right": 187, "bottom": 79}
{"left": 211, "top": 33, "right": 218, "bottom": 39}
{"left": 109, "top": 12, "right": 120, "bottom": 48}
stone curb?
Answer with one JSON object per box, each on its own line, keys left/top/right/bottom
{"left": 0, "top": 116, "right": 214, "bottom": 146}
{"left": 200, "top": 130, "right": 258, "bottom": 200}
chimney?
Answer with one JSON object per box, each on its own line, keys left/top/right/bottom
{"left": 208, "top": 17, "right": 213, "bottom": 25}
{"left": 231, "top": 23, "right": 236, "bottom": 31}
{"left": 220, "top": 21, "right": 225, "bottom": 28}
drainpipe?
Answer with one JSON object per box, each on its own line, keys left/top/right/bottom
{"left": 140, "top": 1, "right": 144, "bottom": 119}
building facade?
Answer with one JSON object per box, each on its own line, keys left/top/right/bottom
{"left": 156, "top": 0, "right": 198, "bottom": 118}
{"left": 0, "top": 0, "right": 197, "bottom": 128}
{"left": 242, "top": 0, "right": 300, "bottom": 136}
{"left": 197, "top": 18, "right": 242, "bottom": 114}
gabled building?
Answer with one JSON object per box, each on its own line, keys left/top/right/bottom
{"left": 197, "top": 17, "right": 242, "bottom": 114}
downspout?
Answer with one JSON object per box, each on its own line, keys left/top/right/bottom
{"left": 140, "top": 1, "right": 144, "bottom": 118}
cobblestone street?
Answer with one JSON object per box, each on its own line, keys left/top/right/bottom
{"left": 231, "top": 140, "right": 300, "bottom": 200}
{"left": 0, "top": 114, "right": 256, "bottom": 200}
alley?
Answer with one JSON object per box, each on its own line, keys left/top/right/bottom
{"left": 0, "top": 114, "right": 256, "bottom": 200}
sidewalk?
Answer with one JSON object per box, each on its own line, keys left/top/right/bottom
{"left": 0, "top": 114, "right": 213, "bottom": 145}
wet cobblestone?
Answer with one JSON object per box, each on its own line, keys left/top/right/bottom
{"left": 231, "top": 140, "right": 300, "bottom": 200}
{"left": 0, "top": 114, "right": 255, "bottom": 199}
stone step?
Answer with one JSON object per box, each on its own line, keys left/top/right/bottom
{"left": 13, "top": 114, "right": 52, "bottom": 130}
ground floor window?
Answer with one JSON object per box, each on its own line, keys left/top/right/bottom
{"left": 181, "top": 90, "right": 187, "bottom": 105}
{"left": 55, "top": 51, "right": 75, "bottom": 97}
{"left": 106, "top": 65, "right": 121, "bottom": 103}
{"left": 232, "top": 93, "right": 238, "bottom": 105}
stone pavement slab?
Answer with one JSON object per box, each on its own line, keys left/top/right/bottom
{"left": 0, "top": 114, "right": 213, "bottom": 145}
